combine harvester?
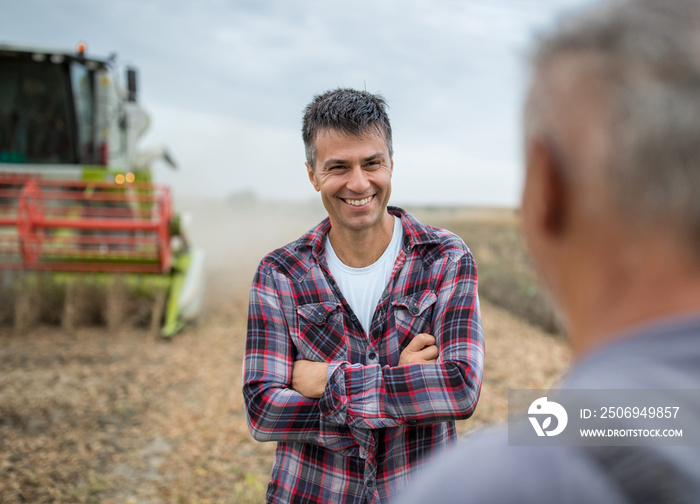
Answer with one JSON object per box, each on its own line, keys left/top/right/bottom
{"left": 0, "top": 42, "right": 204, "bottom": 336}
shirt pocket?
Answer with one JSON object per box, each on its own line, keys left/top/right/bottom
{"left": 391, "top": 290, "right": 438, "bottom": 354}
{"left": 295, "top": 301, "right": 347, "bottom": 362}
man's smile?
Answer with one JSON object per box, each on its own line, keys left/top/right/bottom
{"left": 341, "top": 195, "right": 374, "bottom": 207}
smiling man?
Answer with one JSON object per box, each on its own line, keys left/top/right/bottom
{"left": 243, "top": 88, "right": 484, "bottom": 504}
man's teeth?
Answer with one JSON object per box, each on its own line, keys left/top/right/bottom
{"left": 344, "top": 196, "right": 372, "bottom": 206}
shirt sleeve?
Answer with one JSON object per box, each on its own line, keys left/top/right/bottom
{"left": 319, "top": 250, "right": 484, "bottom": 429}
{"left": 242, "top": 262, "right": 360, "bottom": 454}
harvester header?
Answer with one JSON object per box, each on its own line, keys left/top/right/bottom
{"left": 0, "top": 174, "right": 172, "bottom": 273}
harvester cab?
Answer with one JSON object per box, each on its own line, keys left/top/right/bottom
{"left": 0, "top": 42, "right": 205, "bottom": 336}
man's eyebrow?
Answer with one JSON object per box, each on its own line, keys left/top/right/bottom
{"left": 323, "top": 158, "right": 349, "bottom": 167}
{"left": 361, "top": 153, "right": 385, "bottom": 163}
{"left": 322, "top": 153, "right": 385, "bottom": 167}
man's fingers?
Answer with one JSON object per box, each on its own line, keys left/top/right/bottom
{"left": 419, "top": 333, "right": 436, "bottom": 347}
{"left": 418, "top": 344, "right": 439, "bottom": 362}
{"left": 398, "top": 344, "right": 438, "bottom": 365}
{"left": 406, "top": 333, "right": 436, "bottom": 351}
{"left": 398, "top": 334, "right": 439, "bottom": 365}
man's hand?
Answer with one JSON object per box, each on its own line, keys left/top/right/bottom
{"left": 292, "top": 360, "right": 330, "bottom": 399}
{"left": 398, "top": 333, "right": 439, "bottom": 366}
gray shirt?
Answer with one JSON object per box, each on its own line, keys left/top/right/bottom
{"left": 398, "top": 315, "right": 700, "bottom": 504}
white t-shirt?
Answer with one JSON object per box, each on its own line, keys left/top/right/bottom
{"left": 325, "top": 216, "right": 403, "bottom": 335}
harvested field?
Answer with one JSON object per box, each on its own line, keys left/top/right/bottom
{"left": 428, "top": 208, "right": 562, "bottom": 334}
{"left": 0, "top": 200, "right": 570, "bottom": 503}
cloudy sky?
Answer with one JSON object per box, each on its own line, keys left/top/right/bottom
{"left": 2, "top": 0, "right": 595, "bottom": 207}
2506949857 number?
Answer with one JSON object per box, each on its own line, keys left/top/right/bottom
{"left": 600, "top": 406, "right": 680, "bottom": 419}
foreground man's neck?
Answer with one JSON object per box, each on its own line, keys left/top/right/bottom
{"left": 568, "top": 242, "right": 700, "bottom": 362}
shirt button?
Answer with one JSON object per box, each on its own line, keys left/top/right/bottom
{"left": 410, "top": 306, "right": 419, "bottom": 316}
{"left": 316, "top": 315, "right": 324, "bottom": 324}
{"left": 368, "top": 352, "right": 376, "bottom": 360}
{"left": 350, "top": 314, "right": 357, "bottom": 322}
{"left": 367, "top": 479, "right": 374, "bottom": 488}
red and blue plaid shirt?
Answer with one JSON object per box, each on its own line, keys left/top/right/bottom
{"left": 244, "top": 207, "right": 484, "bottom": 503}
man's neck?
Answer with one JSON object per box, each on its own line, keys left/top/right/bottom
{"left": 567, "top": 237, "right": 700, "bottom": 361}
{"left": 327, "top": 211, "right": 395, "bottom": 268}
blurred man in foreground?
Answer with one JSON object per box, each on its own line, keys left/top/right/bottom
{"left": 400, "top": 0, "right": 700, "bottom": 502}
{"left": 243, "top": 88, "right": 484, "bottom": 503}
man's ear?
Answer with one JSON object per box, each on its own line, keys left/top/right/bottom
{"left": 525, "top": 137, "right": 569, "bottom": 237}
{"left": 306, "top": 163, "right": 320, "bottom": 192}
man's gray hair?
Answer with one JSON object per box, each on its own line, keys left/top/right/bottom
{"left": 529, "top": 0, "right": 700, "bottom": 247}
{"left": 302, "top": 88, "right": 393, "bottom": 169}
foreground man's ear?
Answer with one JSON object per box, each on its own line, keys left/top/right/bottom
{"left": 526, "top": 137, "right": 569, "bottom": 238}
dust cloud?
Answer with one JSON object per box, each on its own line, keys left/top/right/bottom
{"left": 178, "top": 196, "right": 327, "bottom": 311}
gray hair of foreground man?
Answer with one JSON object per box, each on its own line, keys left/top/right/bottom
{"left": 302, "top": 88, "right": 393, "bottom": 169}
{"left": 525, "top": 0, "right": 700, "bottom": 250}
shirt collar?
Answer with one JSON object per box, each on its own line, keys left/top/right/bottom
{"left": 295, "top": 206, "right": 442, "bottom": 261}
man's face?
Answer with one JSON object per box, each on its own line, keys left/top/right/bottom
{"left": 307, "top": 128, "right": 393, "bottom": 234}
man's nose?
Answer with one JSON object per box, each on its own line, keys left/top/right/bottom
{"left": 346, "top": 166, "right": 370, "bottom": 193}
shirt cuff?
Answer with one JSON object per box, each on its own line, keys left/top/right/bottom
{"left": 319, "top": 361, "right": 347, "bottom": 424}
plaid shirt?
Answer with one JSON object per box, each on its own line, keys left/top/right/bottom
{"left": 243, "top": 207, "right": 484, "bottom": 504}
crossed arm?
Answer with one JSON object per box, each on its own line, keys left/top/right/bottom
{"left": 292, "top": 333, "right": 439, "bottom": 398}
{"left": 243, "top": 252, "right": 484, "bottom": 446}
